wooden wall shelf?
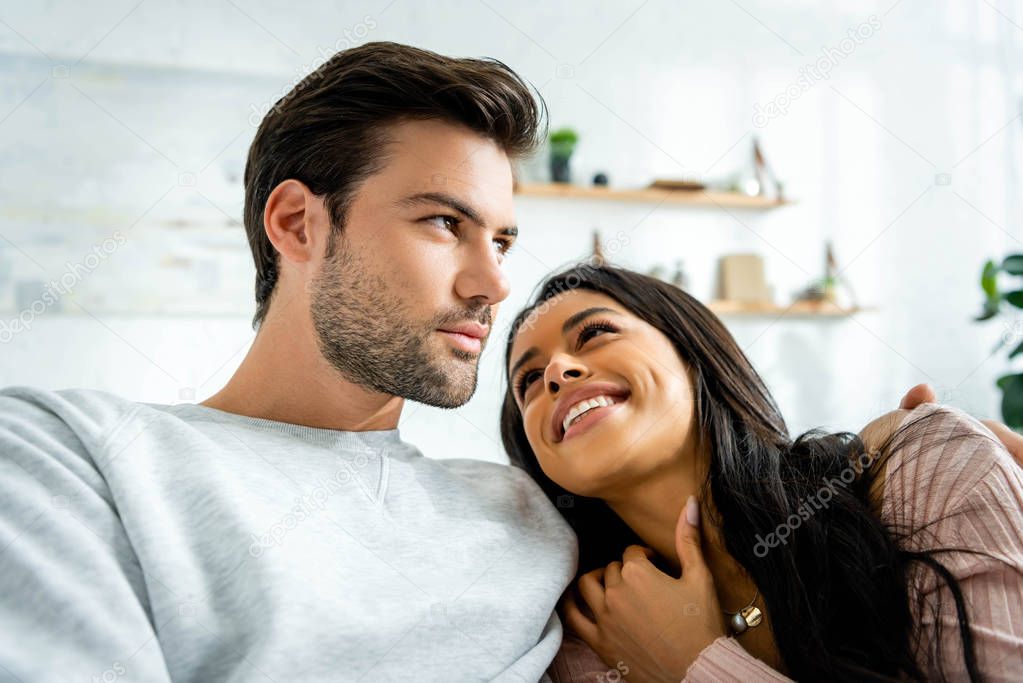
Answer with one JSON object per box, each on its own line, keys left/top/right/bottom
{"left": 515, "top": 183, "right": 790, "bottom": 210}
{"left": 708, "top": 300, "right": 868, "bottom": 318}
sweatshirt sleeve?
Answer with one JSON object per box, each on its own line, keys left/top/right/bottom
{"left": 684, "top": 636, "right": 793, "bottom": 682}
{"left": 547, "top": 633, "right": 626, "bottom": 683}
{"left": 0, "top": 388, "right": 172, "bottom": 682}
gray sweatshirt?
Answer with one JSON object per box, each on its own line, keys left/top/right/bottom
{"left": 0, "top": 386, "right": 577, "bottom": 682}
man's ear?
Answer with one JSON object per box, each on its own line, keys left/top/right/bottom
{"left": 263, "top": 179, "right": 330, "bottom": 266}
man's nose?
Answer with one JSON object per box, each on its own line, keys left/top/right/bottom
{"left": 454, "top": 243, "right": 511, "bottom": 305}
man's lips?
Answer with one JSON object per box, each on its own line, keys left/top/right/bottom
{"left": 437, "top": 322, "right": 489, "bottom": 354}
{"left": 551, "top": 381, "right": 631, "bottom": 443}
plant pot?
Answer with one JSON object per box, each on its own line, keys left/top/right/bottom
{"left": 550, "top": 153, "right": 572, "bottom": 183}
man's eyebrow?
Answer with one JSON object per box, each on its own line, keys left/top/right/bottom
{"left": 509, "top": 307, "right": 619, "bottom": 379}
{"left": 397, "top": 191, "right": 518, "bottom": 235}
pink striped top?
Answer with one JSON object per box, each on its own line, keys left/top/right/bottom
{"left": 548, "top": 404, "right": 1023, "bottom": 682}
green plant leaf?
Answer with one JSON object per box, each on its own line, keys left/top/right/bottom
{"left": 1009, "top": 339, "right": 1023, "bottom": 359}
{"left": 997, "top": 373, "right": 1018, "bottom": 391}
{"left": 1004, "top": 290, "right": 1023, "bottom": 309}
{"left": 549, "top": 128, "right": 579, "bottom": 145}
{"left": 1000, "top": 373, "right": 1023, "bottom": 428}
{"left": 981, "top": 259, "right": 998, "bottom": 300}
{"left": 1003, "top": 255, "right": 1023, "bottom": 275}
{"left": 975, "top": 299, "right": 1000, "bottom": 321}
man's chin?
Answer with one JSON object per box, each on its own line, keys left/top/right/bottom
{"left": 411, "top": 384, "right": 475, "bottom": 409}
{"left": 404, "top": 356, "right": 478, "bottom": 408}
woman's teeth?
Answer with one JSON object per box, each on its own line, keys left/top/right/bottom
{"left": 562, "top": 395, "right": 620, "bottom": 435}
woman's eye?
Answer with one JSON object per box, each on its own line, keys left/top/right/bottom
{"left": 577, "top": 322, "right": 617, "bottom": 348}
{"left": 517, "top": 370, "right": 542, "bottom": 398}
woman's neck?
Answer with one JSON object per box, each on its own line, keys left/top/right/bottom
{"left": 603, "top": 457, "right": 757, "bottom": 616}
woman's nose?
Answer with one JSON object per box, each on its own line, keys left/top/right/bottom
{"left": 544, "top": 356, "right": 585, "bottom": 394}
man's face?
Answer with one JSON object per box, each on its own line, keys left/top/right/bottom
{"left": 309, "top": 119, "right": 517, "bottom": 408}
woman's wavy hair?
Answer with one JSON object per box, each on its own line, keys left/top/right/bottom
{"left": 500, "top": 263, "right": 985, "bottom": 682}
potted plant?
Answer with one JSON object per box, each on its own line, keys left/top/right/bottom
{"left": 548, "top": 127, "right": 578, "bottom": 183}
{"left": 976, "top": 254, "right": 1023, "bottom": 428}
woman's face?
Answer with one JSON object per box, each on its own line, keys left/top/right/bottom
{"left": 508, "top": 289, "right": 699, "bottom": 498}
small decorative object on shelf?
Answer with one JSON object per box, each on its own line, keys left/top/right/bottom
{"left": 649, "top": 178, "right": 705, "bottom": 191}
{"left": 592, "top": 172, "right": 609, "bottom": 187}
{"left": 591, "top": 229, "right": 606, "bottom": 267}
{"left": 670, "top": 260, "right": 689, "bottom": 290}
{"left": 707, "top": 243, "right": 866, "bottom": 318}
{"left": 794, "top": 241, "right": 857, "bottom": 307}
{"left": 646, "top": 264, "right": 667, "bottom": 281}
{"left": 717, "top": 253, "right": 773, "bottom": 305}
{"left": 715, "top": 136, "right": 785, "bottom": 202}
{"left": 548, "top": 127, "right": 579, "bottom": 183}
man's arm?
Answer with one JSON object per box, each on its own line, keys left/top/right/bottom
{"left": 899, "top": 383, "right": 1023, "bottom": 467}
{"left": 0, "top": 392, "right": 172, "bottom": 682}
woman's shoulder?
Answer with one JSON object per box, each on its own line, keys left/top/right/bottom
{"left": 876, "top": 403, "right": 1023, "bottom": 544}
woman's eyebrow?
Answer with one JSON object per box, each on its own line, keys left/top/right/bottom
{"left": 509, "top": 347, "right": 538, "bottom": 380}
{"left": 509, "top": 307, "right": 620, "bottom": 379}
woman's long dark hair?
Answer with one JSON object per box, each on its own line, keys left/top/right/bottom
{"left": 499, "top": 263, "right": 985, "bottom": 682}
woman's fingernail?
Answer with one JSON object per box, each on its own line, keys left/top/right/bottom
{"left": 685, "top": 495, "right": 699, "bottom": 527}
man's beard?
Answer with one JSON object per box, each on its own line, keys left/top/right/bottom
{"left": 309, "top": 239, "right": 490, "bottom": 408}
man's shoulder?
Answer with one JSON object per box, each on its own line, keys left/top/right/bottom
{"left": 0, "top": 385, "right": 145, "bottom": 449}
{"left": 427, "top": 456, "right": 569, "bottom": 525}
{"left": 431, "top": 455, "right": 535, "bottom": 486}
{"left": 882, "top": 403, "right": 1019, "bottom": 522}
{"left": 0, "top": 384, "right": 153, "bottom": 470}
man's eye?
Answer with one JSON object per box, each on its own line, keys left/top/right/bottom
{"left": 425, "top": 215, "right": 459, "bottom": 231}
{"left": 494, "top": 239, "right": 515, "bottom": 257}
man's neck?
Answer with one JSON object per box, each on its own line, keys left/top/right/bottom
{"left": 201, "top": 308, "right": 404, "bottom": 432}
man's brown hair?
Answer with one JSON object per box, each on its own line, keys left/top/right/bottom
{"left": 243, "top": 41, "right": 545, "bottom": 328}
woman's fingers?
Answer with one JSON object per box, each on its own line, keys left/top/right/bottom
{"left": 622, "top": 544, "right": 655, "bottom": 565}
{"left": 604, "top": 560, "right": 623, "bottom": 588}
{"left": 561, "top": 590, "right": 600, "bottom": 644}
{"left": 577, "top": 568, "right": 607, "bottom": 614}
{"left": 674, "top": 495, "right": 708, "bottom": 579}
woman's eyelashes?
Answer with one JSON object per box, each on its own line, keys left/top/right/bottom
{"left": 515, "top": 369, "right": 542, "bottom": 400}
{"left": 514, "top": 319, "right": 621, "bottom": 400}
{"left": 575, "top": 319, "right": 618, "bottom": 349}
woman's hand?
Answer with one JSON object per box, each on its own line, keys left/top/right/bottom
{"left": 562, "top": 496, "right": 726, "bottom": 682}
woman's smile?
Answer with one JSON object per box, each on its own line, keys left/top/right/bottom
{"left": 550, "top": 382, "right": 631, "bottom": 443}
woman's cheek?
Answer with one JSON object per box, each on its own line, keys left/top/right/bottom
{"left": 525, "top": 408, "right": 545, "bottom": 452}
